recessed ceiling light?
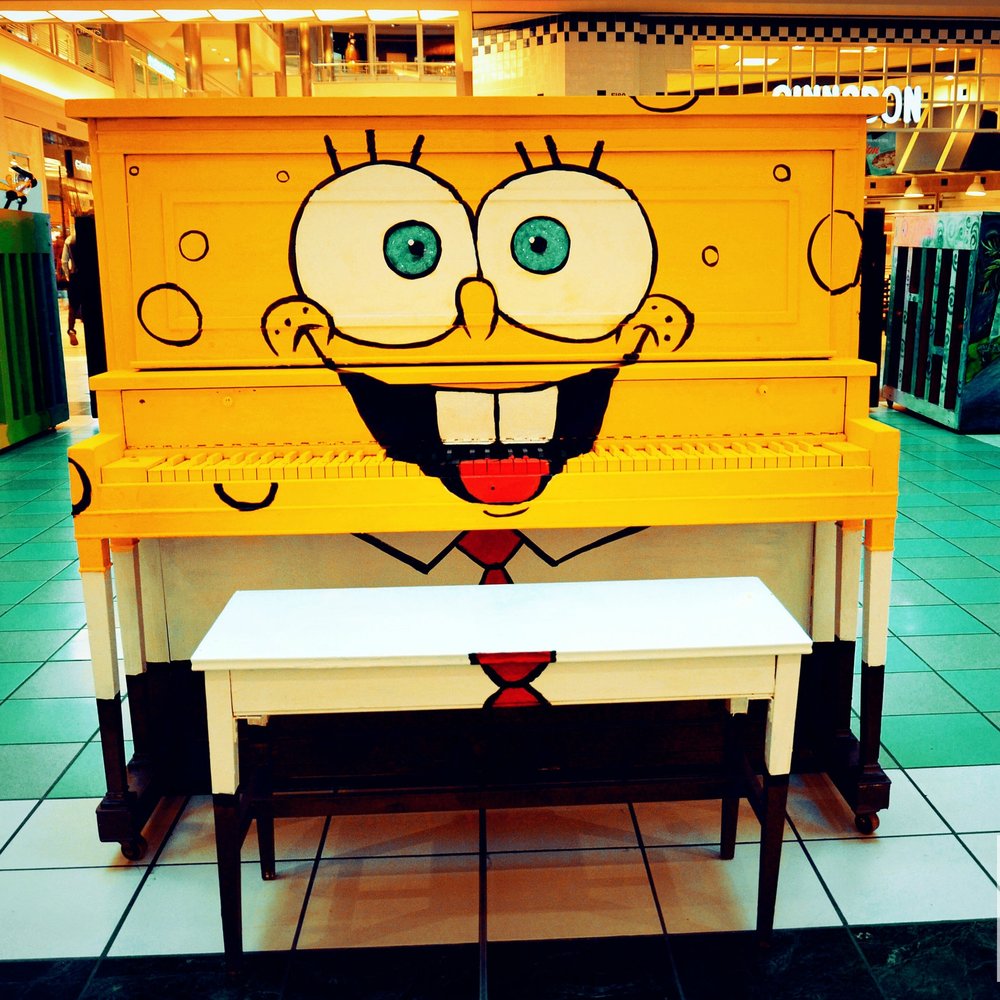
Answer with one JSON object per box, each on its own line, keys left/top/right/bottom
{"left": 209, "top": 8, "right": 265, "bottom": 19}
{"left": 367, "top": 9, "right": 417, "bottom": 21}
{"left": 419, "top": 9, "right": 457, "bottom": 18}
{"left": 0, "top": 9, "right": 54, "bottom": 22}
{"left": 53, "top": 9, "right": 105, "bottom": 20}
{"left": 737, "top": 57, "right": 778, "bottom": 67}
{"left": 314, "top": 9, "right": 365, "bottom": 19}
{"left": 105, "top": 9, "right": 160, "bottom": 21}
{"left": 261, "top": 8, "right": 315, "bottom": 17}
{"left": 157, "top": 8, "right": 212, "bottom": 20}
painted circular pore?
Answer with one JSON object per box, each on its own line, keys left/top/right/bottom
{"left": 806, "top": 210, "right": 864, "bottom": 296}
{"left": 178, "top": 230, "right": 209, "bottom": 262}
{"left": 137, "top": 283, "right": 204, "bottom": 346}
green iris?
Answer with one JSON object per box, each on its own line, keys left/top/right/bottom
{"left": 383, "top": 221, "right": 441, "bottom": 279}
{"left": 510, "top": 216, "right": 570, "bottom": 274}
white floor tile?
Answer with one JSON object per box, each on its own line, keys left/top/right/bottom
{"left": 959, "top": 832, "right": 998, "bottom": 880}
{"left": 804, "top": 834, "right": 998, "bottom": 925}
{"left": 0, "top": 799, "right": 34, "bottom": 849}
{"left": 633, "top": 797, "right": 782, "bottom": 847}
{"left": 157, "top": 795, "right": 326, "bottom": 865}
{"left": 646, "top": 841, "right": 839, "bottom": 933}
{"left": 906, "top": 765, "right": 1000, "bottom": 833}
{"left": 486, "top": 847, "right": 661, "bottom": 941}
{"left": 299, "top": 854, "right": 479, "bottom": 949}
{"left": 787, "top": 770, "right": 948, "bottom": 839}
{"left": 323, "top": 809, "right": 479, "bottom": 859}
{"left": 0, "top": 796, "right": 179, "bottom": 869}
{"left": 109, "top": 860, "right": 312, "bottom": 956}
{"left": 487, "top": 804, "right": 637, "bottom": 853}
{"left": 0, "top": 866, "right": 143, "bottom": 958}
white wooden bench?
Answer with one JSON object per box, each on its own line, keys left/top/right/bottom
{"left": 191, "top": 576, "right": 812, "bottom": 969}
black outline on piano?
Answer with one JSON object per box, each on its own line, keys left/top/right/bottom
{"left": 213, "top": 482, "right": 279, "bottom": 512}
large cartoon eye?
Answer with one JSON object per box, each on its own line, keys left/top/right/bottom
{"left": 511, "top": 217, "right": 570, "bottom": 274}
{"left": 292, "top": 162, "right": 476, "bottom": 347}
{"left": 384, "top": 220, "right": 441, "bottom": 279}
{"left": 477, "top": 168, "right": 655, "bottom": 342}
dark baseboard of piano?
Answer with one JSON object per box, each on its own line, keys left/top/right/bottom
{"left": 96, "top": 645, "right": 890, "bottom": 850}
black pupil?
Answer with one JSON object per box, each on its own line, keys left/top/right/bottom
{"left": 408, "top": 238, "right": 425, "bottom": 258}
{"left": 529, "top": 235, "right": 548, "bottom": 255}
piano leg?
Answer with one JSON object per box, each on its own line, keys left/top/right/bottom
{"left": 856, "top": 529, "right": 893, "bottom": 833}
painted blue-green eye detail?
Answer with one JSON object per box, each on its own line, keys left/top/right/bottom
{"left": 510, "top": 216, "right": 570, "bottom": 275}
{"left": 383, "top": 220, "right": 441, "bottom": 279}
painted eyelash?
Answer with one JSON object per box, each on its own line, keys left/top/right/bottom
{"left": 323, "top": 130, "right": 426, "bottom": 174}
{"left": 514, "top": 135, "right": 605, "bottom": 172}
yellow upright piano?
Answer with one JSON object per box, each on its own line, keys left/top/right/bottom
{"left": 66, "top": 95, "right": 898, "bottom": 857}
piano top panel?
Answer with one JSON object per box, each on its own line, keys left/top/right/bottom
{"left": 70, "top": 95, "right": 876, "bottom": 374}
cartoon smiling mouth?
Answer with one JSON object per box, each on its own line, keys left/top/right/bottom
{"left": 337, "top": 367, "right": 618, "bottom": 506}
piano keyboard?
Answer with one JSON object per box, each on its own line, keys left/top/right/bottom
{"left": 100, "top": 437, "right": 869, "bottom": 484}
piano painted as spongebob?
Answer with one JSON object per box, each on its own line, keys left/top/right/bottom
{"left": 65, "top": 95, "right": 898, "bottom": 857}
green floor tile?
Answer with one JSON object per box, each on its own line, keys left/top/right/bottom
{"left": 0, "top": 544, "right": 14, "bottom": 558}
{"left": 965, "top": 604, "right": 1000, "bottom": 632}
{"left": 889, "top": 605, "right": 990, "bottom": 636}
{"left": 0, "top": 743, "right": 84, "bottom": 798}
{"left": 52, "top": 565, "right": 81, "bottom": 582}
{"left": 892, "top": 563, "right": 918, "bottom": 582}
{"left": 927, "top": 519, "right": 1000, "bottom": 538}
{"left": 48, "top": 740, "right": 133, "bottom": 799}
{"left": 0, "top": 526, "right": 43, "bottom": 543}
{"left": 1, "top": 630, "right": 79, "bottom": 662}
{"left": 893, "top": 538, "right": 967, "bottom": 558}
{"left": 902, "top": 633, "right": 1000, "bottom": 671}
{"left": 0, "top": 603, "right": 87, "bottom": 631}
{"left": 0, "top": 560, "right": 75, "bottom": 582}
{"left": 960, "top": 504, "right": 1000, "bottom": 519}
{"left": 889, "top": 581, "right": 951, "bottom": 607}
{"left": 899, "top": 507, "right": 985, "bottom": 524}
{"left": 2, "top": 541, "right": 80, "bottom": 562}
{"left": 896, "top": 557, "right": 999, "bottom": 580}
{"left": 899, "top": 469, "right": 968, "bottom": 484}
{"left": 0, "top": 513, "right": 66, "bottom": 529}
{"left": 854, "top": 638, "right": 931, "bottom": 673}
{"left": 987, "top": 713, "right": 1000, "bottom": 729}
{"left": 951, "top": 536, "right": 1000, "bottom": 555}
{"left": 12, "top": 661, "right": 94, "bottom": 699}
{"left": 26, "top": 501, "right": 74, "bottom": 515}
{"left": 0, "top": 698, "right": 99, "bottom": 743}
{"left": 855, "top": 671, "right": 980, "bottom": 715}
{"left": 896, "top": 494, "right": 955, "bottom": 510}
{"left": 927, "top": 578, "right": 1000, "bottom": 604}
{"left": 0, "top": 488, "right": 51, "bottom": 503}
{"left": 938, "top": 670, "right": 1000, "bottom": 713}
{"left": 881, "top": 713, "right": 1000, "bottom": 767}
{"left": 893, "top": 522, "right": 936, "bottom": 540}
{"left": 929, "top": 481, "right": 994, "bottom": 495}
{"left": 0, "top": 581, "right": 41, "bottom": 604}
{"left": 29, "top": 526, "right": 76, "bottom": 543}
{"left": 22, "top": 580, "right": 85, "bottom": 604}
{"left": 0, "top": 662, "right": 40, "bottom": 699}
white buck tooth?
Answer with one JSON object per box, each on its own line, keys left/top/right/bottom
{"left": 499, "top": 385, "right": 558, "bottom": 444}
{"left": 436, "top": 390, "right": 496, "bottom": 445}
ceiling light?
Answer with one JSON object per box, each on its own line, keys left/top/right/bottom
{"left": 841, "top": 48, "right": 862, "bottom": 54}
{"left": 157, "top": 8, "right": 211, "bottom": 19}
{"left": 105, "top": 9, "right": 160, "bottom": 21}
{"left": 966, "top": 175, "right": 987, "bottom": 197}
{"left": 367, "top": 9, "right": 417, "bottom": 21}
{"left": 904, "top": 177, "right": 925, "bottom": 198}
{"left": 315, "top": 8, "right": 365, "bottom": 19}
{"left": 262, "top": 8, "right": 314, "bottom": 17}
{"left": 209, "top": 8, "right": 265, "bottom": 19}
{"left": 864, "top": 46, "right": 879, "bottom": 53}
{"left": 736, "top": 58, "right": 778, "bottom": 68}
{"left": 419, "top": 9, "right": 457, "bottom": 19}
{"left": 718, "top": 44, "right": 730, "bottom": 50}
{"left": 53, "top": 9, "right": 105, "bottom": 20}
{"left": 0, "top": 9, "right": 54, "bottom": 22}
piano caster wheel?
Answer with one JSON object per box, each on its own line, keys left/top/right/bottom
{"left": 854, "top": 813, "right": 879, "bottom": 835}
{"left": 120, "top": 836, "right": 148, "bottom": 861}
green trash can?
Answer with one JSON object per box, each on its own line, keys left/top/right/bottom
{"left": 0, "top": 210, "right": 69, "bottom": 449}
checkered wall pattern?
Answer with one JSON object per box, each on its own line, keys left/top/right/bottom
{"left": 472, "top": 16, "right": 1000, "bottom": 55}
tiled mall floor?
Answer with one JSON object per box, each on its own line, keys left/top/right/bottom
{"left": 0, "top": 383, "right": 998, "bottom": 997}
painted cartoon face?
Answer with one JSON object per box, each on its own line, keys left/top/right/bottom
{"left": 262, "top": 132, "right": 694, "bottom": 512}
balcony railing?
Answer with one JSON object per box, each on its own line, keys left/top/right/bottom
{"left": 312, "top": 60, "right": 456, "bottom": 83}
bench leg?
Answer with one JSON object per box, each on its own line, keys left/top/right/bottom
{"left": 756, "top": 770, "right": 789, "bottom": 942}
{"left": 213, "top": 793, "right": 244, "bottom": 975}
{"left": 720, "top": 708, "right": 747, "bottom": 860}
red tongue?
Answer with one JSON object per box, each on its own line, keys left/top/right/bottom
{"left": 457, "top": 457, "right": 550, "bottom": 504}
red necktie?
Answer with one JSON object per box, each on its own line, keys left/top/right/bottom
{"left": 457, "top": 530, "right": 552, "bottom": 707}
